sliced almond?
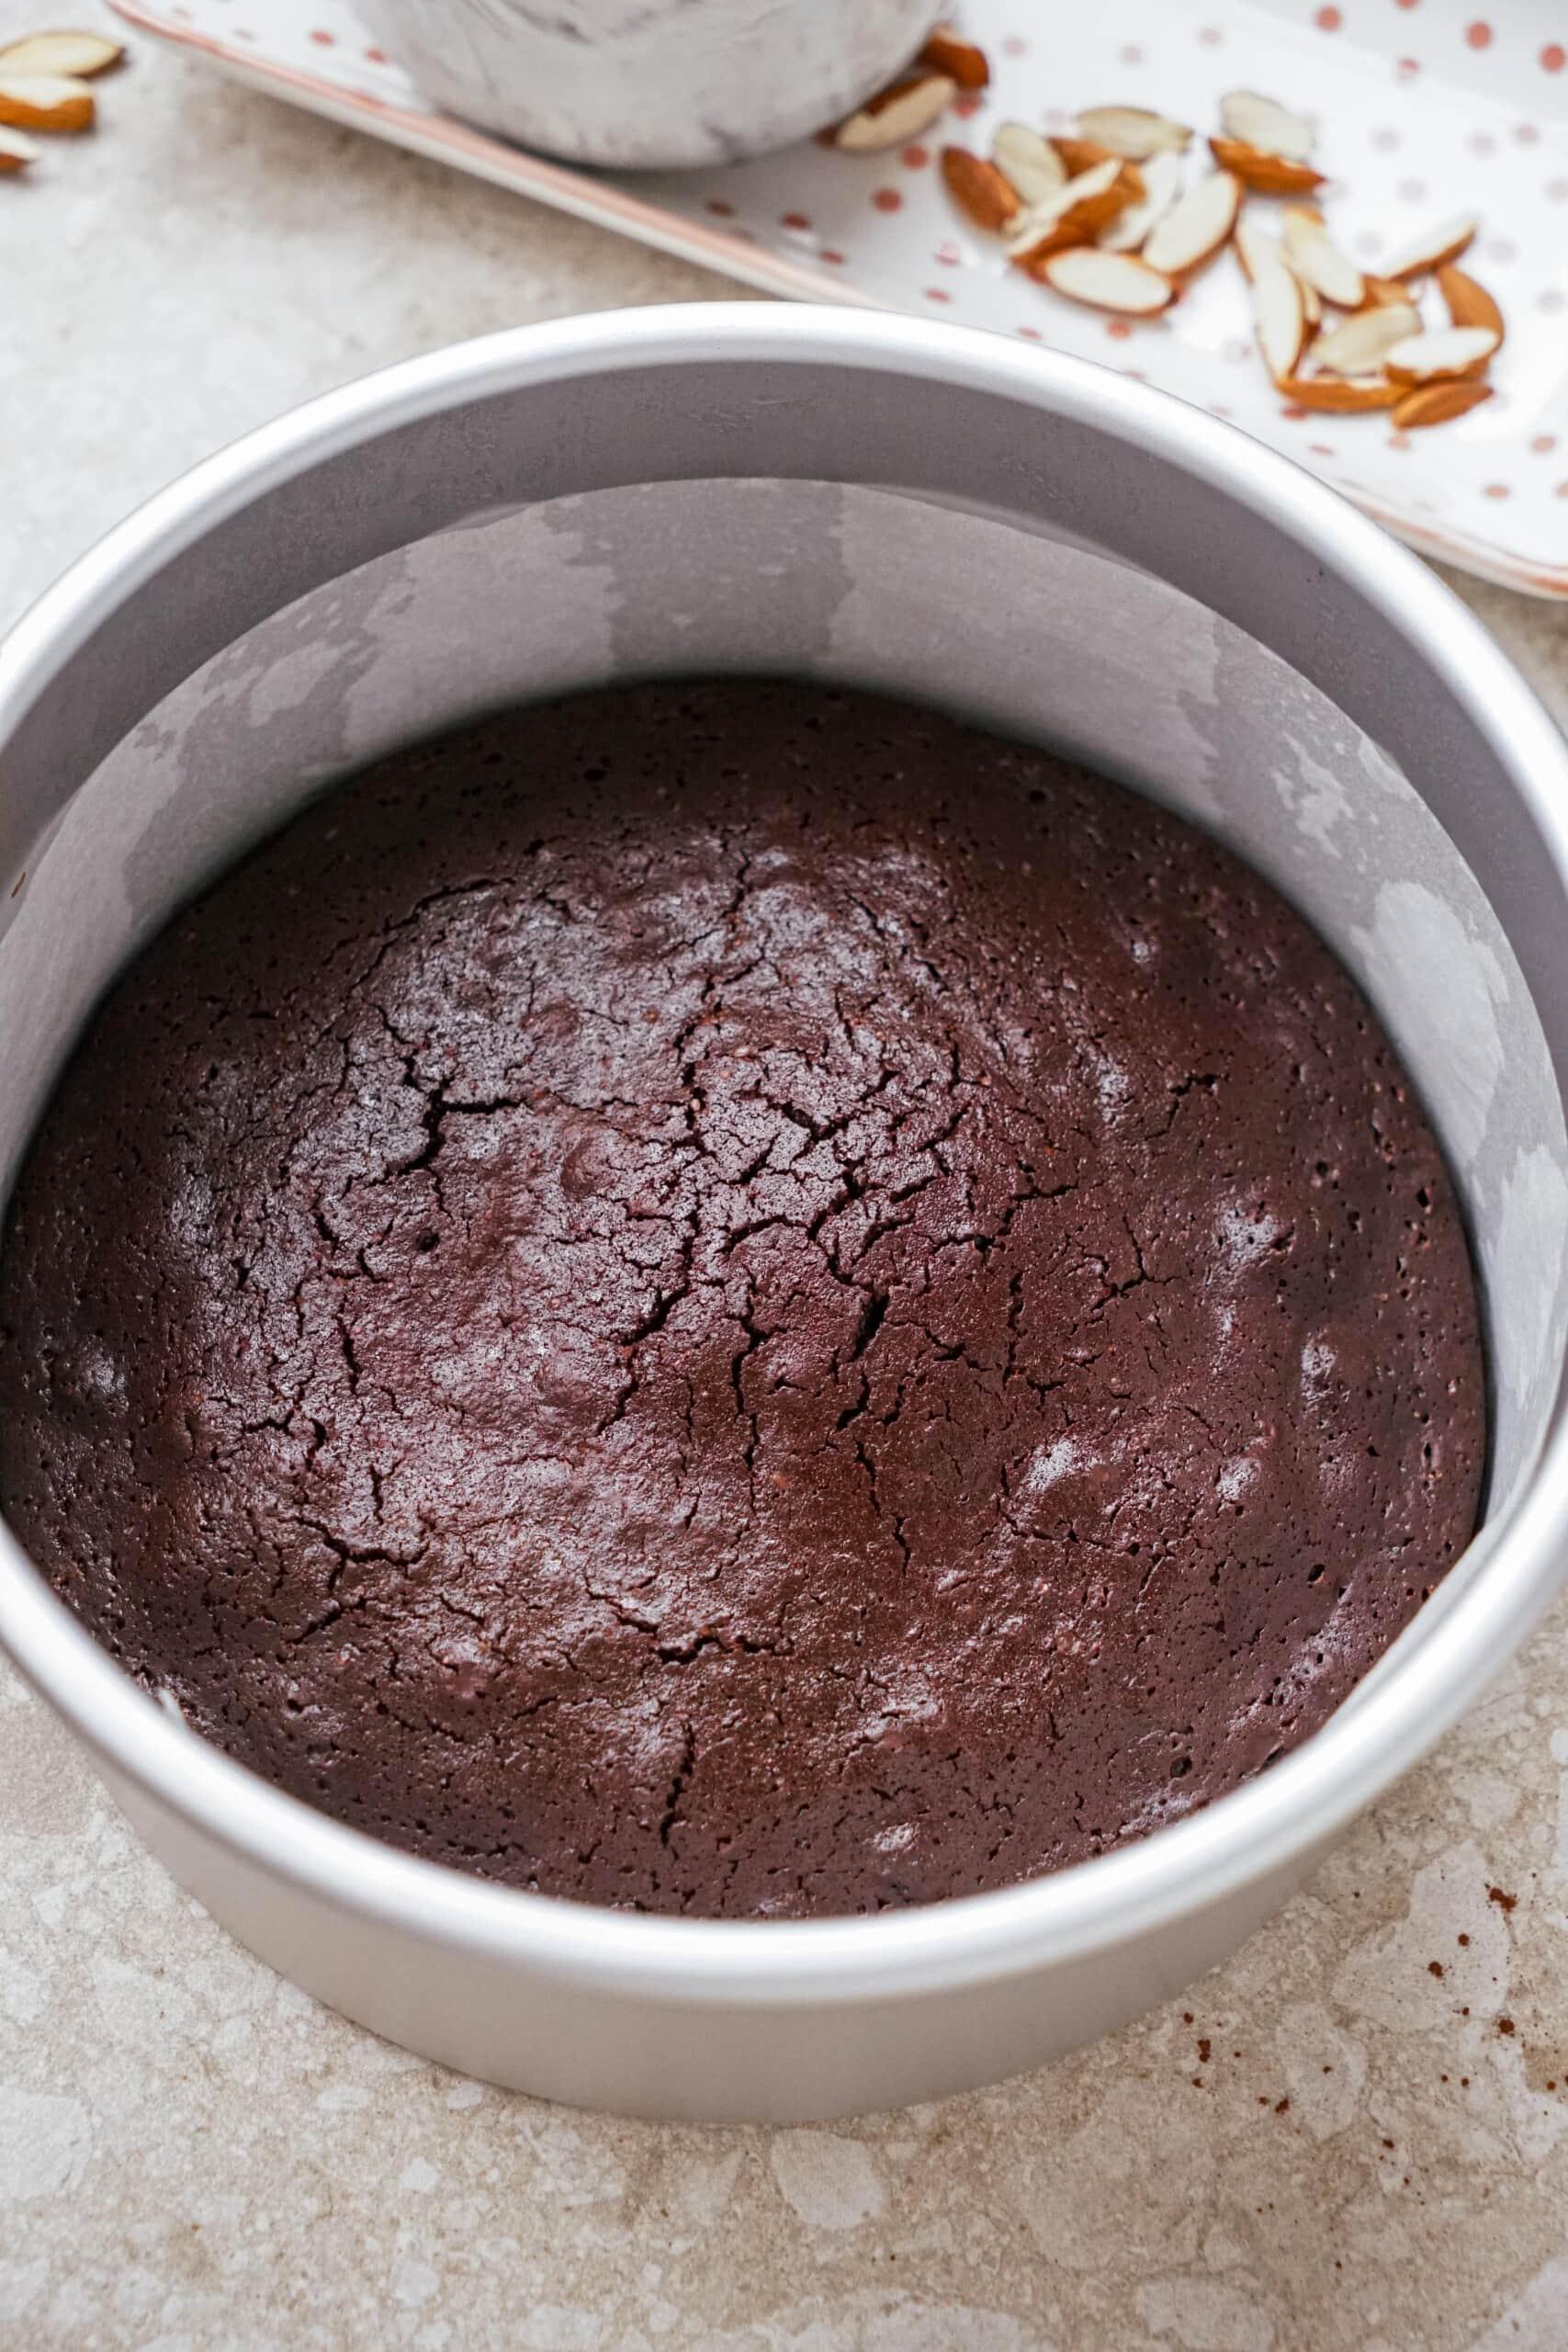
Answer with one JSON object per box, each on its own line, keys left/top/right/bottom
{"left": 919, "top": 22, "right": 990, "bottom": 90}
{"left": 1209, "top": 137, "right": 1325, "bottom": 197}
{"left": 1242, "top": 215, "right": 1325, "bottom": 322}
{"left": 992, "top": 121, "right": 1066, "bottom": 207}
{"left": 0, "top": 28, "right": 122, "bottom": 77}
{"left": 1005, "top": 156, "right": 1131, "bottom": 261}
{"left": 1281, "top": 208, "right": 1363, "bottom": 308}
{"left": 1306, "top": 301, "right": 1421, "bottom": 376}
{"left": 836, "top": 70, "right": 957, "bottom": 153}
{"left": 1384, "top": 324, "right": 1500, "bottom": 383}
{"left": 1288, "top": 259, "right": 1322, "bottom": 325}
{"left": 1219, "top": 90, "right": 1315, "bottom": 164}
{"left": 1099, "top": 146, "right": 1182, "bottom": 252}
{"left": 1276, "top": 374, "right": 1404, "bottom": 413}
{"left": 0, "top": 122, "right": 38, "bottom": 170}
{"left": 1393, "top": 379, "right": 1495, "bottom": 430}
{"left": 1037, "top": 247, "right": 1175, "bottom": 314}
{"left": 1074, "top": 103, "right": 1191, "bottom": 160}
{"left": 1051, "top": 133, "right": 1115, "bottom": 178}
{"left": 1234, "top": 214, "right": 1278, "bottom": 284}
{"left": 0, "top": 72, "right": 93, "bottom": 131}
{"left": 1250, "top": 248, "right": 1307, "bottom": 383}
{"left": 1438, "top": 263, "right": 1505, "bottom": 345}
{"left": 1142, "top": 168, "right": 1239, "bottom": 277}
{"left": 1359, "top": 274, "right": 1412, "bottom": 310}
{"left": 1381, "top": 211, "right": 1478, "bottom": 280}
{"left": 942, "top": 144, "right": 1021, "bottom": 232}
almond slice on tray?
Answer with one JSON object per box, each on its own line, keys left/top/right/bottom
{"left": 1051, "top": 133, "right": 1116, "bottom": 178}
{"left": 1438, "top": 263, "right": 1506, "bottom": 343}
{"left": 1393, "top": 379, "right": 1495, "bottom": 429}
{"left": 1250, "top": 247, "right": 1307, "bottom": 382}
{"left": 1234, "top": 214, "right": 1278, "bottom": 282}
{"left": 919, "top": 22, "right": 990, "bottom": 90}
{"left": 1209, "top": 137, "right": 1325, "bottom": 196}
{"left": 1099, "top": 147, "right": 1182, "bottom": 252}
{"left": 1006, "top": 157, "right": 1132, "bottom": 262}
{"left": 1219, "top": 90, "right": 1315, "bottom": 164}
{"left": 0, "top": 28, "right": 122, "bottom": 76}
{"left": 836, "top": 70, "right": 957, "bottom": 152}
{"left": 1281, "top": 207, "right": 1364, "bottom": 308}
{"left": 1037, "top": 247, "right": 1175, "bottom": 313}
{"left": 1142, "top": 168, "right": 1240, "bottom": 277}
{"left": 1381, "top": 211, "right": 1478, "bottom": 279}
{"left": 1384, "top": 324, "right": 1500, "bottom": 382}
{"left": 1306, "top": 301, "right": 1421, "bottom": 376}
{"left": 1359, "top": 274, "right": 1412, "bottom": 310}
{"left": 1288, "top": 260, "right": 1323, "bottom": 325}
{"left": 1074, "top": 103, "right": 1190, "bottom": 159}
{"left": 0, "top": 72, "right": 93, "bottom": 130}
{"left": 1276, "top": 375, "right": 1404, "bottom": 413}
{"left": 992, "top": 121, "right": 1065, "bottom": 206}
{"left": 0, "top": 122, "right": 38, "bottom": 169}
{"left": 942, "top": 144, "right": 1021, "bottom": 232}
{"left": 1239, "top": 218, "right": 1319, "bottom": 319}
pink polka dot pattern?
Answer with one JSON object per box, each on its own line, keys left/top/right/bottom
{"left": 130, "top": 0, "right": 1568, "bottom": 597}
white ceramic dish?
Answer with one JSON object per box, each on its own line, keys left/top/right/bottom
{"left": 3, "top": 305, "right": 1568, "bottom": 2123}
{"left": 355, "top": 0, "right": 937, "bottom": 167}
{"left": 109, "top": 0, "right": 1568, "bottom": 594}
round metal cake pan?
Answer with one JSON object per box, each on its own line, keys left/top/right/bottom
{"left": 2, "top": 306, "right": 1567, "bottom": 2123}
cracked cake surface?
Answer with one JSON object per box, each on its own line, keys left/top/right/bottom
{"left": 0, "top": 680, "right": 1484, "bottom": 1917}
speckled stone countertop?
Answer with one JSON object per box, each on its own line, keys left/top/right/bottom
{"left": 4, "top": 8, "right": 1568, "bottom": 2346}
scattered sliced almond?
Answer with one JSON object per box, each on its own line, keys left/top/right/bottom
{"left": 1281, "top": 207, "right": 1364, "bottom": 308}
{"left": 0, "top": 28, "right": 121, "bottom": 77}
{"left": 1074, "top": 103, "right": 1191, "bottom": 160}
{"left": 1219, "top": 90, "right": 1315, "bottom": 164}
{"left": 0, "top": 72, "right": 93, "bottom": 130}
{"left": 919, "top": 21, "right": 990, "bottom": 91}
{"left": 1005, "top": 156, "right": 1132, "bottom": 262}
{"left": 0, "top": 122, "right": 38, "bottom": 169}
{"left": 1210, "top": 137, "right": 1325, "bottom": 196}
{"left": 1276, "top": 375, "right": 1404, "bottom": 413}
{"left": 1143, "top": 168, "right": 1240, "bottom": 277}
{"left": 835, "top": 70, "right": 956, "bottom": 152}
{"left": 1099, "top": 147, "right": 1182, "bottom": 252}
{"left": 1393, "top": 379, "right": 1495, "bottom": 430}
{"left": 1381, "top": 211, "right": 1478, "bottom": 279}
{"left": 1384, "top": 324, "right": 1500, "bottom": 382}
{"left": 1250, "top": 248, "right": 1307, "bottom": 383}
{"left": 1051, "top": 133, "right": 1116, "bottom": 178}
{"left": 992, "top": 120, "right": 1066, "bottom": 207}
{"left": 942, "top": 144, "right": 1021, "bottom": 232}
{"left": 1234, "top": 214, "right": 1278, "bottom": 284}
{"left": 1037, "top": 246, "right": 1176, "bottom": 313}
{"left": 1306, "top": 301, "right": 1422, "bottom": 376}
{"left": 1438, "top": 263, "right": 1505, "bottom": 344}
{"left": 940, "top": 68, "right": 1505, "bottom": 432}
{"left": 1287, "top": 260, "right": 1322, "bottom": 325}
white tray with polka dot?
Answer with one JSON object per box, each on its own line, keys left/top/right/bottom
{"left": 112, "top": 0, "right": 1568, "bottom": 595}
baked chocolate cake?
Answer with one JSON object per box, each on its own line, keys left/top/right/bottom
{"left": 0, "top": 681, "right": 1484, "bottom": 1917}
